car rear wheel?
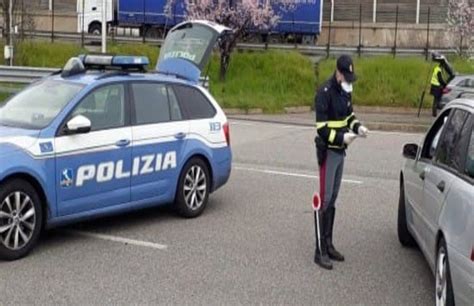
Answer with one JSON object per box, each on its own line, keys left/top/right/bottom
{"left": 89, "top": 23, "right": 102, "bottom": 35}
{"left": 436, "top": 238, "right": 455, "bottom": 306}
{"left": 397, "top": 178, "right": 417, "bottom": 247}
{"left": 0, "top": 179, "right": 43, "bottom": 261}
{"left": 175, "top": 158, "right": 210, "bottom": 218}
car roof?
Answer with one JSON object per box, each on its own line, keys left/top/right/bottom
{"left": 47, "top": 70, "right": 196, "bottom": 87}
{"left": 450, "top": 74, "right": 474, "bottom": 83}
{"left": 448, "top": 98, "right": 474, "bottom": 111}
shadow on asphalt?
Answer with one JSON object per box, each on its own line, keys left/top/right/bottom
{"left": 36, "top": 197, "right": 227, "bottom": 251}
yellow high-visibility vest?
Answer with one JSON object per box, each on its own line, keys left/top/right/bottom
{"left": 431, "top": 65, "right": 443, "bottom": 86}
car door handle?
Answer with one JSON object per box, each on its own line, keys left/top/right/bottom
{"left": 174, "top": 132, "right": 186, "bottom": 140}
{"left": 115, "top": 139, "right": 130, "bottom": 147}
{"left": 437, "top": 181, "right": 446, "bottom": 193}
{"left": 419, "top": 170, "right": 426, "bottom": 180}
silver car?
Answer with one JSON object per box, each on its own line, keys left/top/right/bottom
{"left": 440, "top": 75, "right": 474, "bottom": 109}
{"left": 398, "top": 98, "right": 474, "bottom": 306}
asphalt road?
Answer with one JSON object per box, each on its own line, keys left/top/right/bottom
{"left": 0, "top": 120, "right": 434, "bottom": 305}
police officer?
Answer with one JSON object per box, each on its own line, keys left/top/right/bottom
{"left": 430, "top": 53, "right": 454, "bottom": 117}
{"left": 313, "top": 55, "right": 369, "bottom": 270}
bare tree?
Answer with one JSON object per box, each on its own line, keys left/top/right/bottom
{"left": 0, "top": 0, "right": 36, "bottom": 44}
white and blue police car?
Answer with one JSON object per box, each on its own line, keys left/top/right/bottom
{"left": 0, "top": 20, "right": 232, "bottom": 260}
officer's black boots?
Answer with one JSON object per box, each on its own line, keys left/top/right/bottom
{"left": 326, "top": 208, "right": 345, "bottom": 262}
{"left": 314, "top": 211, "right": 333, "bottom": 270}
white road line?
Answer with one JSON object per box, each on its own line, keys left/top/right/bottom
{"left": 228, "top": 121, "right": 256, "bottom": 126}
{"left": 67, "top": 230, "right": 168, "bottom": 250}
{"left": 230, "top": 120, "right": 312, "bottom": 130}
{"left": 367, "top": 130, "right": 423, "bottom": 136}
{"left": 229, "top": 119, "right": 424, "bottom": 135}
{"left": 233, "top": 166, "right": 363, "bottom": 184}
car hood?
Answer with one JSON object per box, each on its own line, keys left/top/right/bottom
{"left": 0, "top": 126, "right": 40, "bottom": 157}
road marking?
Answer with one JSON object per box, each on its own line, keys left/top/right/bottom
{"left": 230, "top": 120, "right": 313, "bottom": 130}
{"left": 67, "top": 230, "right": 168, "bottom": 250}
{"left": 228, "top": 121, "right": 256, "bottom": 126}
{"left": 233, "top": 166, "right": 363, "bottom": 184}
{"left": 229, "top": 119, "right": 424, "bottom": 135}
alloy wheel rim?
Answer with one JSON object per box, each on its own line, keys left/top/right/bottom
{"left": 435, "top": 247, "right": 447, "bottom": 306}
{"left": 0, "top": 191, "right": 36, "bottom": 250}
{"left": 183, "top": 165, "right": 207, "bottom": 211}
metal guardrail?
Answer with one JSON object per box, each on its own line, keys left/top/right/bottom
{"left": 0, "top": 65, "right": 58, "bottom": 84}
{"left": 0, "top": 65, "right": 210, "bottom": 91}
{"left": 24, "top": 30, "right": 468, "bottom": 57}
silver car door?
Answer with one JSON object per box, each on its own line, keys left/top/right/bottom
{"left": 409, "top": 109, "right": 451, "bottom": 251}
{"left": 439, "top": 126, "right": 474, "bottom": 305}
{"left": 421, "top": 109, "right": 471, "bottom": 267}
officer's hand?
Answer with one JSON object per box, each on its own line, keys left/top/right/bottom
{"left": 358, "top": 125, "right": 369, "bottom": 138}
{"left": 343, "top": 132, "right": 358, "bottom": 145}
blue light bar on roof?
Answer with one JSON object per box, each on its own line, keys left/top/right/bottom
{"left": 113, "top": 56, "right": 149, "bottom": 66}
{"left": 77, "top": 54, "right": 150, "bottom": 69}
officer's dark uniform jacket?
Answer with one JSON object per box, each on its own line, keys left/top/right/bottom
{"left": 315, "top": 74, "right": 361, "bottom": 155}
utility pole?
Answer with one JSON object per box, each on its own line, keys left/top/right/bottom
{"left": 373, "top": 0, "right": 377, "bottom": 23}
{"left": 9, "top": 0, "right": 13, "bottom": 66}
{"left": 102, "top": 0, "right": 107, "bottom": 53}
{"left": 81, "top": 0, "right": 85, "bottom": 47}
{"left": 51, "top": 0, "right": 55, "bottom": 42}
{"left": 416, "top": 0, "right": 420, "bottom": 24}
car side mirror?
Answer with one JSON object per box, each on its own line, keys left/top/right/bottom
{"left": 403, "top": 143, "right": 419, "bottom": 160}
{"left": 65, "top": 115, "right": 91, "bottom": 135}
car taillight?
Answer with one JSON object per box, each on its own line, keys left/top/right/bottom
{"left": 471, "top": 247, "right": 474, "bottom": 262}
{"left": 442, "top": 87, "right": 452, "bottom": 94}
{"left": 223, "top": 122, "right": 230, "bottom": 146}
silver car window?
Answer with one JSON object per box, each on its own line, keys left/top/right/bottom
{"left": 430, "top": 116, "right": 448, "bottom": 158}
{"left": 435, "top": 109, "right": 470, "bottom": 171}
{"left": 466, "top": 79, "right": 474, "bottom": 88}
{"left": 465, "top": 129, "right": 474, "bottom": 179}
{"left": 421, "top": 110, "right": 451, "bottom": 160}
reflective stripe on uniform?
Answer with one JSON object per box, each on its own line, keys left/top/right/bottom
{"left": 317, "top": 113, "right": 354, "bottom": 129}
{"left": 316, "top": 122, "right": 327, "bottom": 130}
{"left": 350, "top": 119, "right": 360, "bottom": 130}
{"left": 329, "top": 129, "right": 336, "bottom": 143}
{"left": 327, "top": 120, "right": 348, "bottom": 128}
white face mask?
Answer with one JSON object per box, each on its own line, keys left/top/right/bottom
{"left": 341, "top": 81, "right": 353, "bottom": 93}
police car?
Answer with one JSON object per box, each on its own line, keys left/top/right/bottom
{"left": 0, "top": 21, "right": 232, "bottom": 260}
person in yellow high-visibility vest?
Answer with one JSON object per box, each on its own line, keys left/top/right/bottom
{"left": 430, "top": 54, "right": 449, "bottom": 117}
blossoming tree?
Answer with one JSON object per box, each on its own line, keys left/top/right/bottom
{"left": 165, "top": 0, "right": 296, "bottom": 80}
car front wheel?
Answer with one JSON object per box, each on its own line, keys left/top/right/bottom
{"left": 0, "top": 179, "right": 43, "bottom": 261}
{"left": 175, "top": 158, "right": 210, "bottom": 218}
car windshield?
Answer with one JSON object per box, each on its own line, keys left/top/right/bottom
{"left": 0, "top": 80, "right": 84, "bottom": 129}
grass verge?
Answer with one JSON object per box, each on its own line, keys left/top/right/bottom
{"left": 317, "top": 56, "right": 474, "bottom": 108}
